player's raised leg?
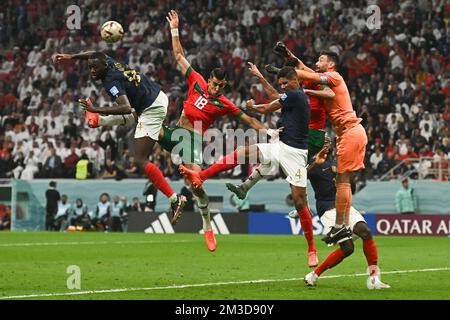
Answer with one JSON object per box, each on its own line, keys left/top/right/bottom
{"left": 226, "top": 165, "right": 264, "bottom": 200}
{"left": 323, "top": 125, "right": 367, "bottom": 244}
{"left": 134, "top": 136, "right": 186, "bottom": 224}
{"left": 180, "top": 144, "right": 262, "bottom": 188}
{"left": 83, "top": 98, "right": 137, "bottom": 128}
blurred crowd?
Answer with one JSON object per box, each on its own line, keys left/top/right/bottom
{"left": 0, "top": 0, "right": 449, "bottom": 183}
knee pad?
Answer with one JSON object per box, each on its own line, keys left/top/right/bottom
{"left": 339, "top": 238, "right": 355, "bottom": 257}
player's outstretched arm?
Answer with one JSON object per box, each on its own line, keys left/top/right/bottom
{"left": 52, "top": 51, "right": 96, "bottom": 64}
{"left": 166, "top": 10, "right": 190, "bottom": 75}
{"left": 246, "top": 99, "right": 281, "bottom": 114}
{"left": 238, "top": 112, "right": 282, "bottom": 139}
{"left": 289, "top": 53, "right": 315, "bottom": 73}
{"left": 79, "top": 95, "right": 132, "bottom": 115}
{"left": 304, "top": 87, "right": 335, "bottom": 99}
{"left": 295, "top": 69, "right": 327, "bottom": 84}
{"left": 238, "top": 112, "right": 267, "bottom": 130}
{"left": 274, "top": 41, "right": 315, "bottom": 73}
{"left": 247, "top": 62, "right": 280, "bottom": 101}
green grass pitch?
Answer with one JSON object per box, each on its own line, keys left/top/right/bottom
{"left": 0, "top": 232, "right": 449, "bottom": 300}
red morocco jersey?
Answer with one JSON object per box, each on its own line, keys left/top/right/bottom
{"left": 303, "top": 80, "right": 327, "bottom": 130}
{"left": 183, "top": 66, "right": 243, "bottom": 135}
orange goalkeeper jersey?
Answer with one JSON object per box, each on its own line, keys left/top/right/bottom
{"left": 318, "top": 71, "right": 361, "bottom": 136}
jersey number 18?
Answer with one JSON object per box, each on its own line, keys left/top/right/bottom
{"left": 194, "top": 96, "right": 208, "bottom": 110}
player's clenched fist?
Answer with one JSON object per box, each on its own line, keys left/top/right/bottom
{"left": 315, "top": 141, "right": 331, "bottom": 166}
{"left": 245, "top": 99, "right": 255, "bottom": 111}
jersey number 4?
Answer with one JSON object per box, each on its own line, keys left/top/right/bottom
{"left": 194, "top": 96, "right": 208, "bottom": 110}
{"left": 295, "top": 169, "right": 302, "bottom": 180}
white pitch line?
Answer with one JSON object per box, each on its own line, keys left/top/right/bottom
{"left": 0, "top": 240, "right": 193, "bottom": 247}
{"left": 1, "top": 267, "right": 449, "bottom": 300}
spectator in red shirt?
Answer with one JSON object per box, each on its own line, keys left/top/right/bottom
{"left": 385, "top": 138, "right": 396, "bottom": 160}
{"left": 443, "top": 104, "right": 450, "bottom": 123}
{"left": 363, "top": 52, "right": 378, "bottom": 76}
{"left": 420, "top": 145, "right": 434, "bottom": 157}
{"left": 26, "top": 116, "right": 39, "bottom": 135}
{"left": 399, "top": 145, "right": 419, "bottom": 164}
{"left": 63, "top": 148, "right": 80, "bottom": 178}
{"left": 0, "top": 205, "right": 11, "bottom": 231}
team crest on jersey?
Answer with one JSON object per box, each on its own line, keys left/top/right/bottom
{"left": 319, "top": 76, "right": 328, "bottom": 84}
{"left": 109, "top": 86, "right": 119, "bottom": 97}
{"left": 114, "top": 62, "right": 125, "bottom": 71}
{"left": 280, "top": 93, "right": 288, "bottom": 101}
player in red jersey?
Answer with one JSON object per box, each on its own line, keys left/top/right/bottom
{"left": 180, "top": 67, "right": 313, "bottom": 270}
{"left": 165, "top": 10, "right": 276, "bottom": 251}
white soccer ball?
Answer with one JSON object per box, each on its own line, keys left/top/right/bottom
{"left": 100, "top": 21, "right": 124, "bottom": 43}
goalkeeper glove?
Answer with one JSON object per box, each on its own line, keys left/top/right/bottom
{"left": 273, "top": 41, "right": 289, "bottom": 58}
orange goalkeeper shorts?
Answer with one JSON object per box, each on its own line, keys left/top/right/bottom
{"left": 336, "top": 124, "right": 367, "bottom": 174}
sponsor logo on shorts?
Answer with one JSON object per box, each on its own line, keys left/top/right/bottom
{"left": 295, "top": 169, "right": 302, "bottom": 181}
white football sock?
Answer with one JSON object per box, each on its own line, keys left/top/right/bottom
{"left": 368, "top": 265, "right": 379, "bottom": 277}
{"left": 195, "top": 193, "right": 212, "bottom": 230}
{"left": 241, "top": 167, "right": 263, "bottom": 192}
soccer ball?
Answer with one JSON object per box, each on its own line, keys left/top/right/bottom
{"left": 100, "top": 21, "right": 124, "bottom": 43}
